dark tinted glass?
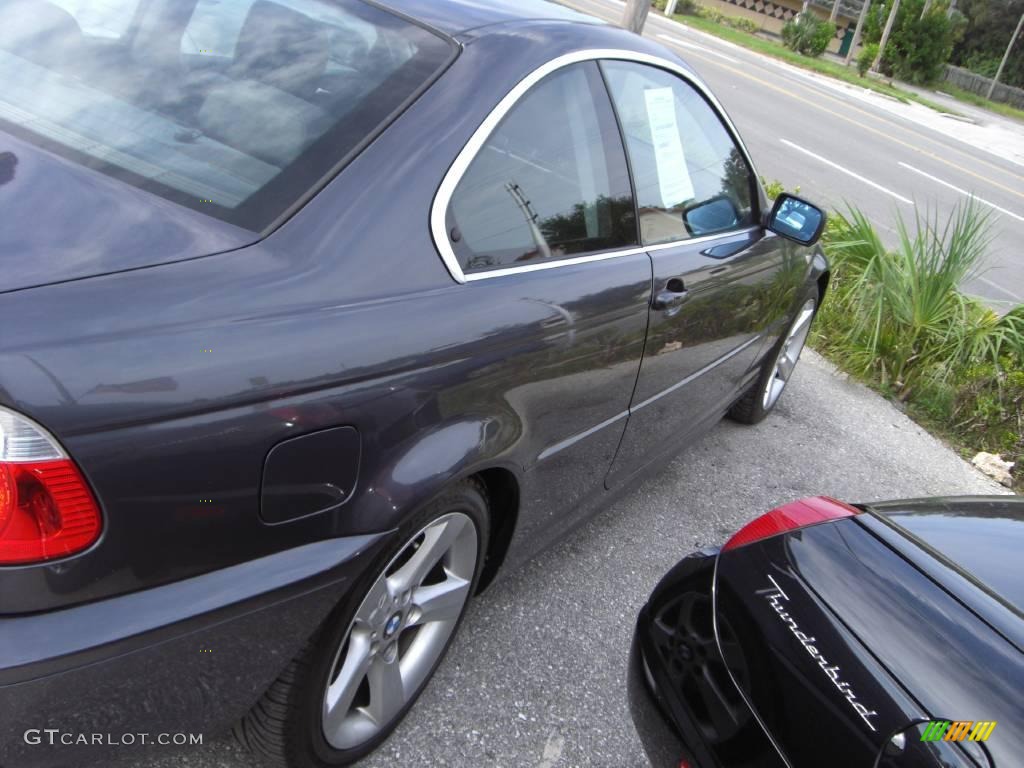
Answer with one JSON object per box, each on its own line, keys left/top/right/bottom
{"left": 0, "top": 0, "right": 453, "bottom": 231}
{"left": 448, "top": 62, "right": 636, "bottom": 273}
{"left": 890, "top": 510, "right": 1024, "bottom": 610}
{"left": 601, "top": 61, "right": 756, "bottom": 246}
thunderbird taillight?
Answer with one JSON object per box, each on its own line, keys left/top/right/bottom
{"left": 722, "top": 496, "right": 860, "bottom": 552}
{"left": 0, "top": 406, "right": 102, "bottom": 564}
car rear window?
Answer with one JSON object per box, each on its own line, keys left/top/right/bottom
{"left": 0, "top": 0, "right": 453, "bottom": 231}
{"left": 889, "top": 511, "right": 1024, "bottom": 610}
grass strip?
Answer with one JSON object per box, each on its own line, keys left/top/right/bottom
{"left": 933, "top": 82, "right": 1024, "bottom": 123}
{"left": 660, "top": 11, "right": 962, "bottom": 117}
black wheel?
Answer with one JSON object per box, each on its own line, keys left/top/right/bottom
{"left": 729, "top": 288, "right": 818, "bottom": 425}
{"left": 648, "top": 591, "right": 753, "bottom": 746}
{"left": 235, "top": 479, "right": 489, "bottom": 767}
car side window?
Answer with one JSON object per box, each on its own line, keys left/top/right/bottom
{"left": 447, "top": 62, "right": 637, "bottom": 274}
{"left": 601, "top": 60, "right": 756, "bottom": 246}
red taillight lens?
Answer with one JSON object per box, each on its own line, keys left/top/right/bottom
{"left": 0, "top": 407, "right": 102, "bottom": 565}
{"left": 0, "top": 460, "right": 102, "bottom": 564}
{"left": 722, "top": 496, "right": 860, "bottom": 552}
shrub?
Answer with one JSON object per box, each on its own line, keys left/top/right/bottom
{"left": 857, "top": 43, "right": 879, "bottom": 77}
{"left": 727, "top": 16, "right": 761, "bottom": 33}
{"left": 817, "top": 201, "right": 1023, "bottom": 391}
{"left": 762, "top": 178, "right": 785, "bottom": 199}
{"left": 948, "top": 360, "right": 1024, "bottom": 480}
{"left": 909, "top": 353, "right": 1023, "bottom": 488}
{"left": 697, "top": 7, "right": 725, "bottom": 23}
{"left": 782, "top": 12, "right": 836, "bottom": 58}
{"left": 961, "top": 52, "right": 1001, "bottom": 79}
{"left": 759, "top": 177, "right": 800, "bottom": 199}
{"left": 952, "top": 0, "right": 1023, "bottom": 88}
{"left": 699, "top": 10, "right": 761, "bottom": 32}
{"left": 814, "top": 201, "right": 1024, "bottom": 486}
{"left": 654, "top": 0, "right": 700, "bottom": 14}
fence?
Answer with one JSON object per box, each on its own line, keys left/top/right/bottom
{"left": 941, "top": 65, "right": 1024, "bottom": 109}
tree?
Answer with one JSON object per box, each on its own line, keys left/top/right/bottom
{"left": 863, "top": 0, "right": 960, "bottom": 83}
{"left": 890, "top": 0, "right": 960, "bottom": 82}
{"left": 951, "top": 0, "right": 1024, "bottom": 88}
{"left": 862, "top": 0, "right": 890, "bottom": 44}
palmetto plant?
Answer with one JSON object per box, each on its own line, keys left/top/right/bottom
{"left": 817, "top": 201, "right": 1024, "bottom": 399}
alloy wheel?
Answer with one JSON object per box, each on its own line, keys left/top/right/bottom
{"left": 650, "top": 592, "right": 750, "bottom": 743}
{"left": 321, "top": 512, "right": 478, "bottom": 750}
{"left": 762, "top": 298, "right": 816, "bottom": 411}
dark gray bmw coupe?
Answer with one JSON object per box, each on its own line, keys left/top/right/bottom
{"left": 0, "top": 0, "right": 828, "bottom": 765}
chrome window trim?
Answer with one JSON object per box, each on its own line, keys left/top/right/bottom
{"left": 430, "top": 48, "right": 764, "bottom": 284}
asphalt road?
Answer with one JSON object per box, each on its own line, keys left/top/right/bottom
{"left": 564, "top": 0, "right": 1024, "bottom": 307}
{"left": 116, "top": 350, "right": 1004, "bottom": 768}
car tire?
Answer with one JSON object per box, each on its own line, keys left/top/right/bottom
{"left": 728, "top": 287, "right": 818, "bottom": 425}
{"left": 234, "top": 478, "right": 490, "bottom": 767}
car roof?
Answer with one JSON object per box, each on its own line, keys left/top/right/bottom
{"left": 374, "top": 0, "right": 605, "bottom": 36}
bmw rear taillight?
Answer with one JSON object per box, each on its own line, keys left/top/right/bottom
{"left": 0, "top": 406, "right": 101, "bottom": 564}
{"left": 722, "top": 496, "right": 860, "bottom": 552}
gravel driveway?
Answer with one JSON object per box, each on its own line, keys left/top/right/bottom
{"left": 117, "top": 350, "right": 1006, "bottom": 768}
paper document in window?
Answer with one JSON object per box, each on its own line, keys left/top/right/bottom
{"left": 643, "top": 87, "right": 694, "bottom": 209}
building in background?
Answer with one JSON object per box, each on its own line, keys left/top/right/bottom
{"left": 695, "top": 0, "right": 864, "bottom": 55}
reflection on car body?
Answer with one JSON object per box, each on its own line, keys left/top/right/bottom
{"left": 630, "top": 496, "right": 1023, "bottom": 768}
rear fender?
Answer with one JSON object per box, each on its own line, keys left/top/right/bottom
{"left": 355, "top": 413, "right": 523, "bottom": 534}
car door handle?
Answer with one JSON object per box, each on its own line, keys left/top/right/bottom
{"left": 652, "top": 279, "right": 689, "bottom": 311}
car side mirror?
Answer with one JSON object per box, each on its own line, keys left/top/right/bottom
{"left": 683, "top": 195, "right": 739, "bottom": 237}
{"left": 767, "top": 193, "right": 825, "bottom": 246}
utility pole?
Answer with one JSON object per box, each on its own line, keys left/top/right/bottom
{"left": 505, "top": 183, "right": 551, "bottom": 261}
{"left": 845, "top": 0, "right": 871, "bottom": 65}
{"left": 665, "top": 0, "right": 679, "bottom": 15}
{"left": 622, "top": 0, "right": 651, "bottom": 33}
{"left": 871, "top": 0, "right": 900, "bottom": 73}
{"left": 987, "top": 11, "right": 1024, "bottom": 99}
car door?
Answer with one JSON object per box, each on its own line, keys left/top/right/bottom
{"left": 600, "top": 59, "right": 802, "bottom": 487}
{"left": 436, "top": 60, "right": 653, "bottom": 546}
